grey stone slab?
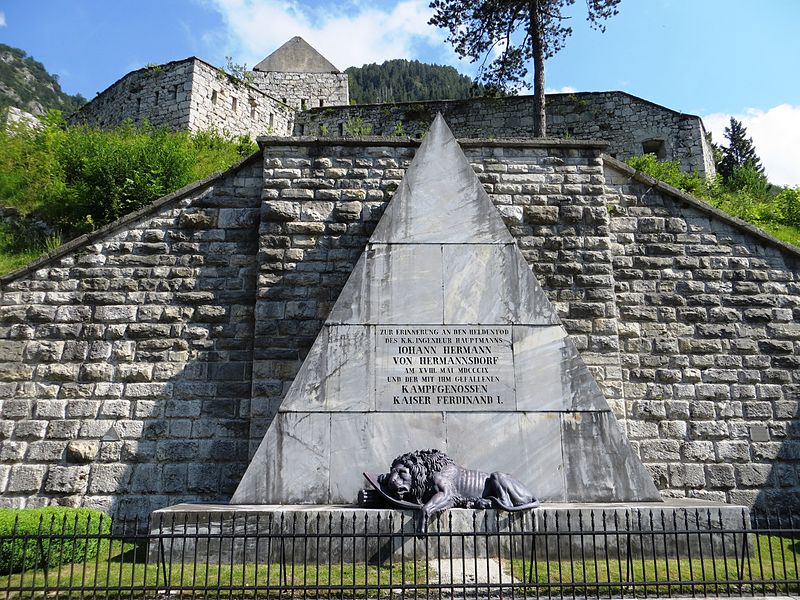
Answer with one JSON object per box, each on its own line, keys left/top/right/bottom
{"left": 443, "top": 244, "right": 558, "bottom": 325}
{"left": 280, "top": 325, "right": 372, "bottom": 412}
{"left": 151, "top": 504, "right": 538, "bottom": 563}
{"left": 370, "top": 117, "right": 513, "bottom": 245}
{"left": 561, "top": 412, "right": 661, "bottom": 502}
{"left": 626, "top": 503, "right": 752, "bottom": 558}
{"left": 324, "top": 326, "right": 374, "bottom": 411}
{"left": 329, "top": 412, "right": 446, "bottom": 503}
{"left": 513, "top": 326, "right": 609, "bottom": 412}
{"left": 277, "top": 328, "right": 327, "bottom": 411}
{"left": 444, "top": 412, "right": 566, "bottom": 502}
{"left": 327, "top": 244, "right": 443, "bottom": 325}
{"left": 268, "top": 325, "right": 375, "bottom": 412}
{"left": 375, "top": 325, "right": 515, "bottom": 412}
{"left": 152, "top": 501, "right": 748, "bottom": 563}
{"left": 231, "top": 412, "right": 330, "bottom": 504}
{"left": 324, "top": 251, "right": 367, "bottom": 324}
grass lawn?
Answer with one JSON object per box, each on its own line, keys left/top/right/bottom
{"left": 0, "top": 534, "right": 797, "bottom": 598}
{"left": 0, "top": 539, "right": 429, "bottom": 598}
{"left": 507, "top": 533, "right": 799, "bottom": 597}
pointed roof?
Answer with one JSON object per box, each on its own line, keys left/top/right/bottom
{"left": 253, "top": 36, "right": 340, "bottom": 73}
{"left": 232, "top": 114, "right": 660, "bottom": 506}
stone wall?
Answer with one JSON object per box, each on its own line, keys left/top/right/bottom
{"left": 604, "top": 159, "right": 800, "bottom": 510}
{"left": 251, "top": 71, "right": 349, "bottom": 111}
{"left": 294, "top": 92, "right": 715, "bottom": 178}
{"left": 70, "top": 59, "right": 295, "bottom": 139}
{"left": 0, "top": 156, "right": 263, "bottom": 520}
{"left": 188, "top": 61, "right": 294, "bottom": 138}
{"left": 70, "top": 59, "right": 195, "bottom": 131}
{"left": 0, "top": 137, "right": 797, "bottom": 520}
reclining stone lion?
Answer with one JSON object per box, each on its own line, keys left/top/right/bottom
{"left": 364, "top": 449, "right": 539, "bottom": 534}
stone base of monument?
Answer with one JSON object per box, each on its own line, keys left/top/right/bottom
{"left": 148, "top": 500, "right": 751, "bottom": 564}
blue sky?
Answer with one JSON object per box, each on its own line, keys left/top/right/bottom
{"left": 1, "top": 0, "right": 798, "bottom": 185}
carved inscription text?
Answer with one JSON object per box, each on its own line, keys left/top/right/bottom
{"left": 376, "top": 325, "right": 514, "bottom": 411}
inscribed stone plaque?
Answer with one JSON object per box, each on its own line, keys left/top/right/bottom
{"left": 375, "top": 325, "right": 515, "bottom": 411}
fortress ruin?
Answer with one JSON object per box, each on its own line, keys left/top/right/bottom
{"left": 2, "top": 38, "right": 795, "bottom": 521}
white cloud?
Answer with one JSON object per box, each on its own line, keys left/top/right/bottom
{"left": 546, "top": 85, "right": 577, "bottom": 94}
{"left": 703, "top": 105, "right": 800, "bottom": 187}
{"left": 197, "top": 0, "right": 444, "bottom": 71}
{"left": 0, "top": 11, "right": 6, "bottom": 27}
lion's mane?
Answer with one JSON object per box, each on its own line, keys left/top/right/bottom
{"left": 390, "top": 449, "right": 454, "bottom": 505}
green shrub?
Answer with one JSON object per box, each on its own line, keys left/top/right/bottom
{"left": 0, "top": 507, "right": 111, "bottom": 572}
{"left": 625, "top": 154, "right": 706, "bottom": 195}
{"left": 0, "top": 115, "right": 256, "bottom": 246}
{"left": 343, "top": 116, "right": 372, "bottom": 136}
{"left": 724, "top": 163, "right": 771, "bottom": 196}
{"left": 776, "top": 187, "right": 800, "bottom": 228}
{"left": 626, "top": 153, "right": 800, "bottom": 248}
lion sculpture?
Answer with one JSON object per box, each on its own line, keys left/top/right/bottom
{"left": 366, "top": 449, "right": 539, "bottom": 534}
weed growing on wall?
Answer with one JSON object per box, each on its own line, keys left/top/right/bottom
{"left": 343, "top": 116, "right": 372, "bottom": 136}
{"left": 219, "top": 57, "right": 254, "bottom": 87}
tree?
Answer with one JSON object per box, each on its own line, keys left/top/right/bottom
{"left": 428, "top": 0, "right": 621, "bottom": 137}
{"left": 718, "top": 117, "right": 765, "bottom": 183}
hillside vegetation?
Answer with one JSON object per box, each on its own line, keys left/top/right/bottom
{"left": 0, "top": 44, "right": 86, "bottom": 116}
{"left": 625, "top": 153, "right": 800, "bottom": 248}
{"left": 0, "top": 114, "right": 256, "bottom": 274}
{"left": 346, "top": 59, "right": 481, "bottom": 104}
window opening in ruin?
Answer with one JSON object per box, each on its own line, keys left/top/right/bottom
{"left": 299, "top": 124, "right": 305, "bottom": 135}
{"left": 338, "top": 123, "right": 344, "bottom": 136}
{"left": 136, "top": 97, "right": 141, "bottom": 113}
{"left": 154, "top": 91, "right": 159, "bottom": 106}
{"left": 211, "top": 90, "right": 218, "bottom": 105}
{"left": 269, "top": 113, "right": 274, "bottom": 129}
{"left": 641, "top": 139, "right": 666, "bottom": 159}
{"left": 232, "top": 97, "right": 238, "bottom": 112}
{"left": 282, "top": 98, "right": 287, "bottom": 105}
{"left": 251, "top": 106, "right": 256, "bottom": 119}
{"left": 301, "top": 98, "right": 308, "bottom": 110}
{"left": 171, "top": 86, "right": 178, "bottom": 101}
{"left": 319, "top": 99, "right": 324, "bottom": 107}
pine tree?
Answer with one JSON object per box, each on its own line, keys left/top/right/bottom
{"left": 428, "top": 0, "right": 621, "bottom": 137}
{"left": 718, "top": 117, "right": 765, "bottom": 181}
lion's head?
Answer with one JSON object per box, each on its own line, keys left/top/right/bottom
{"left": 384, "top": 449, "right": 454, "bottom": 505}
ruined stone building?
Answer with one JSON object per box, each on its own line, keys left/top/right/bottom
{"left": 69, "top": 37, "right": 347, "bottom": 140}
{"left": 70, "top": 36, "right": 715, "bottom": 178}
{"left": 4, "top": 36, "right": 790, "bottom": 521}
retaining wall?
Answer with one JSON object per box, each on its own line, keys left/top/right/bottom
{"left": 0, "top": 156, "right": 263, "bottom": 519}
{"left": 0, "top": 138, "right": 796, "bottom": 520}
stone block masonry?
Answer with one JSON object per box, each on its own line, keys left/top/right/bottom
{"left": 604, "top": 158, "right": 800, "bottom": 510}
{"left": 71, "top": 58, "right": 294, "bottom": 140}
{"left": 0, "top": 137, "right": 798, "bottom": 520}
{"left": 251, "top": 71, "right": 348, "bottom": 111}
{"left": 0, "top": 155, "right": 264, "bottom": 520}
{"left": 294, "top": 92, "right": 716, "bottom": 178}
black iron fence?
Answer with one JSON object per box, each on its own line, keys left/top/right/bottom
{"left": 1, "top": 507, "right": 798, "bottom": 598}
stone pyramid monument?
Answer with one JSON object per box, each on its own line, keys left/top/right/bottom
{"left": 232, "top": 115, "right": 660, "bottom": 506}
